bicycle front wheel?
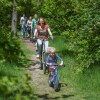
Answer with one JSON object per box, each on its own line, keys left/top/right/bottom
{"left": 54, "top": 76, "right": 59, "bottom": 92}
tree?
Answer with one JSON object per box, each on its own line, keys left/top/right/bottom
{"left": 11, "top": 0, "right": 17, "bottom": 36}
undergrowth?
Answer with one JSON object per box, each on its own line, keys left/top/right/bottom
{"left": 0, "top": 39, "right": 37, "bottom": 100}
{"left": 49, "top": 36, "right": 100, "bottom": 100}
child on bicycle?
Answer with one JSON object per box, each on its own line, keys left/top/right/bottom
{"left": 46, "top": 47, "right": 63, "bottom": 67}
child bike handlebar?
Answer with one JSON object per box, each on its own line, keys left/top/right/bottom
{"left": 46, "top": 63, "right": 65, "bottom": 67}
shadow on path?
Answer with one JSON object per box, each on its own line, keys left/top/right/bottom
{"left": 34, "top": 93, "right": 74, "bottom": 100}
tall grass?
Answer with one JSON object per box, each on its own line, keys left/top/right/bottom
{"left": 0, "top": 39, "right": 33, "bottom": 77}
{"left": 50, "top": 36, "right": 100, "bottom": 100}
{"left": 0, "top": 39, "right": 36, "bottom": 99}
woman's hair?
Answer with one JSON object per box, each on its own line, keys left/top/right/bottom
{"left": 37, "top": 17, "right": 47, "bottom": 25}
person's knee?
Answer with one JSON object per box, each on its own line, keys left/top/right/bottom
{"left": 45, "top": 45, "right": 49, "bottom": 53}
{"left": 45, "top": 49, "right": 48, "bottom": 53}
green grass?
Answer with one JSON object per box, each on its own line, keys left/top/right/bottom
{"left": 0, "top": 39, "right": 33, "bottom": 77}
{"left": 0, "top": 39, "right": 36, "bottom": 99}
{"left": 49, "top": 35, "right": 100, "bottom": 100}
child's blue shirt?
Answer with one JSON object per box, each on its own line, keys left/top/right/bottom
{"left": 46, "top": 54, "right": 63, "bottom": 64}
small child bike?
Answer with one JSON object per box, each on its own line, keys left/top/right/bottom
{"left": 47, "top": 64, "right": 65, "bottom": 91}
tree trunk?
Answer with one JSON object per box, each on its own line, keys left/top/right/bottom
{"left": 11, "top": 0, "right": 17, "bottom": 36}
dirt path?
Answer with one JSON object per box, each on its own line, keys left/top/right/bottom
{"left": 23, "top": 39, "right": 74, "bottom": 100}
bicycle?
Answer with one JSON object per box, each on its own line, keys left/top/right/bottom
{"left": 47, "top": 64, "right": 65, "bottom": 91}
{"left": 36, "top": 36, "right": 53, "bottom": 74}
{"left": 39, "top": 39, "right": 48, "bottom": 74}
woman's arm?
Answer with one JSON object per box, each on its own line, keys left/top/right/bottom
{"left": 20, "top": 17, "right": 22, "bottom": 25}
{"left": 48, "top": 28, "right": 53, "bottom": 39}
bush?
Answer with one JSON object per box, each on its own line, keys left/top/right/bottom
{"left": 62, "top": 0, "right": 100, "bottom": 71}
{"left": 0, "top": 28, "right": 23, "bottom": 63}
{"left": 0, "top": 73, "right": 35, "bottom": 99}
{"left": 38, "top": 0, "right": 100, "bottom": 71}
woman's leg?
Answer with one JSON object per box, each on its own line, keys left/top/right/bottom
{"left": 44, "top": 40, "right": 49, "bottom": 53}
{"left": 21, "top": 25, "right": 24, "bottom": 37}
{"left": 44, "top": 40, "right": 49, "bottom": 60}
{"left": 37, "top": 39, "right": 42, "bottom": 57}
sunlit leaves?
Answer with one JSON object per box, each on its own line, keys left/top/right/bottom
{"left": 62, "top": 0, "right": 100, "bottom": 70}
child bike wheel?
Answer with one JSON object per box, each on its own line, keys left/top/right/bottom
{"left": 54, "top": 77, "right": 59, "bottom": 92}
{"left": 48, "top": 77, "right": 53, "bottom": 87}
{"left": 40, "top": 46, "right": 43, "bottom": 70}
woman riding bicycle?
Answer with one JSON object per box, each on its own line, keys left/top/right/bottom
{"left": 34, "top": 17, "right": 53, "bottom": 58}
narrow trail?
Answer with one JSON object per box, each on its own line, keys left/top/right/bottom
{"left": 23, "top": 39, "right": 74, "bottom": 100}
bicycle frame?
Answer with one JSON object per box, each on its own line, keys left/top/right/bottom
{"left": 48, "top": 64, "right": 65, "bottom": 91}
{"left": 49, "top": 65, "right": 60, "bottom": 83}
{"left": 40, "top": 39, "right": 45, "bottom": 62}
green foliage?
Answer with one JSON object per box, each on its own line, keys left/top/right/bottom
{"left": 62, "top": 0, "right": 100, "bottom": 70}
{"left": 40, "top": 0, "right": 73, "bottom": 34}
{"left": 36, "top": 0, "right": 100, "bottom": 70}
{"left": 0, "top": 28, "right": 23, "bottom": 63}
{"left": 50, "top": 36, "right": 100, "bottom": 100}
{"left": 0, "top": 72, "right": 35, "bottom": 99}
{"left": 0, "top": 41, "right": 37, "bottom": 99}
{"left": 0, "top": 0, "right": 12, "bottom": 28}
{"left": 17, "top": 0, "right": 35, "bottom": 17}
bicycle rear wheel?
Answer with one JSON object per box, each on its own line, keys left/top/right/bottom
{"left": 40, "top": 46, "right": 43, "bottom": 70}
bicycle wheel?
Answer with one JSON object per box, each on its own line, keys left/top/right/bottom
{"left": 40, "top": 45, "right": 43, "bottom": 70}
{"left": 40, "top": 61, "right": 43, "bottom": 70}
{"left": 42, "top": 51, "right": 46, "bottom": 74}
{"left": 40, "top": 43, "right": 45, "bottom": 70}
{"left": 48, "top": 77, "right": 53, "bottom": 87}
{"left": 54, "top": 76, "right": 59, "bottom": 92}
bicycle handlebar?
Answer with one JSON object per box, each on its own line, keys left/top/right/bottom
{"left": 33, "top": 36, "right": 53, "bottom": 40}
{"left": 46, "top": 63, "right": 65, "bottom": 67}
